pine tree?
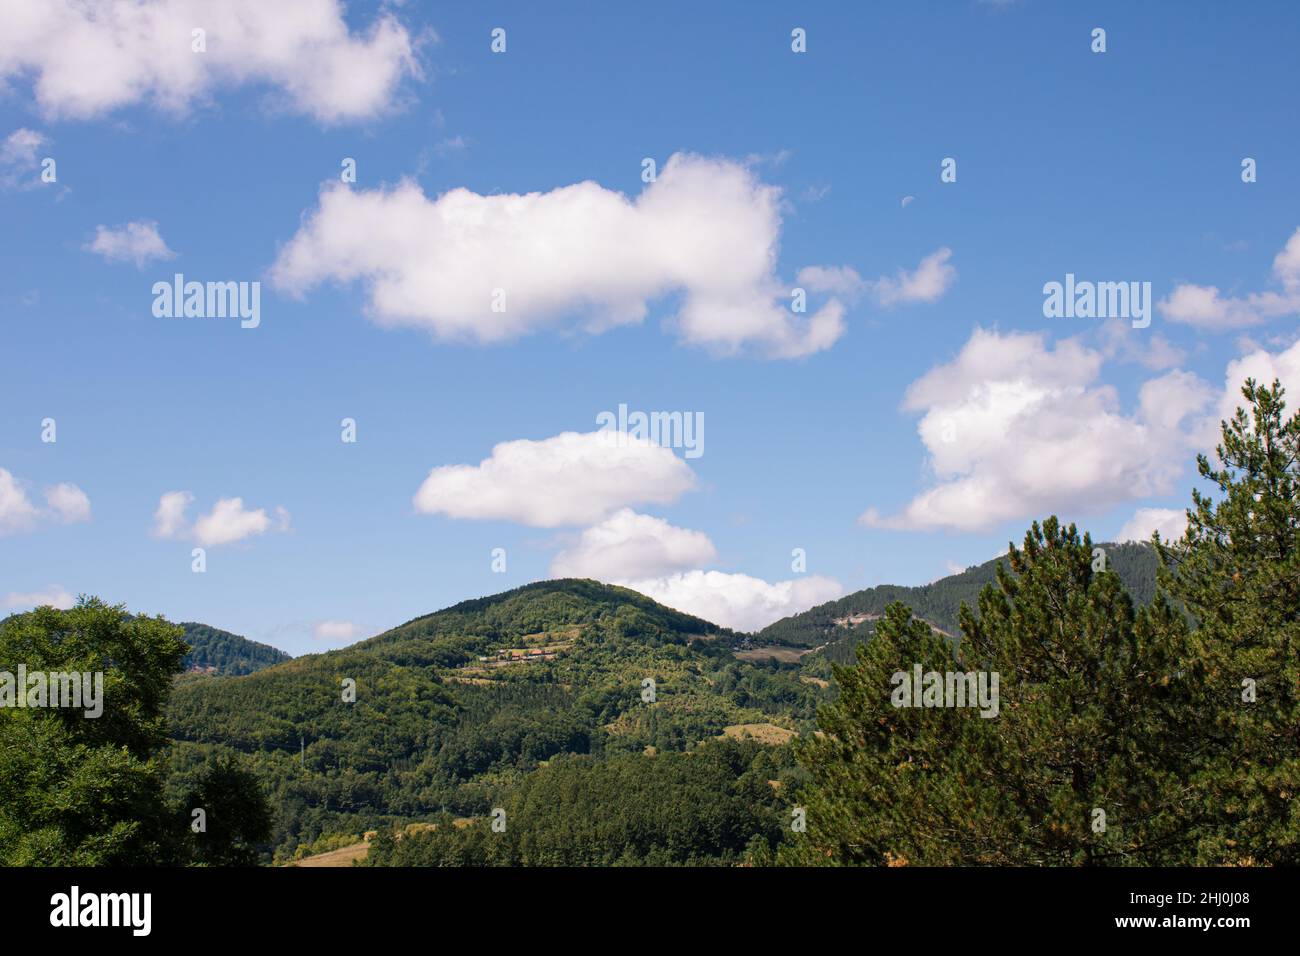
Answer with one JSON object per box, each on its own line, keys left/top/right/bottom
{"left": 778, "top": 601, "right": 1007, "bottom": 865}
{"left": 783, "top": 518, "right": 1201, "bottom": 865}
{"left": 1158, "top": 379, "right": 1300, "bottom": 865}
{"left": 957, "top": 518, "right": 1199, "bottom": 864}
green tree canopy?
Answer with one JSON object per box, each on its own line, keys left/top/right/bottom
{"left": 0, "top": 599, "right": 188, "bottom": 865}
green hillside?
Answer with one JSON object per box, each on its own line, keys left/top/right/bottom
{"left": 180, "top": 622, "right": 291, "bottom": 676}
{"left": 165, "top": 579, "right": 817, "bottom": 861}
{"left": 164, "top": 549, "right": 1162, "bottom": 862}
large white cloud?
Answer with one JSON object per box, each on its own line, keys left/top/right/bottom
{"left": 0, "top": 468, "right": 90, "bottom": 536}
{"left": 550, "top": 509, "right": 717, "bottom": 579}
{"left": 271, "top": 153, "right": 850, "bottom": 358}
{"left": 1158, "top": 227, "right": 1300, "bottom": 330}
{"left": 84, "top": 221, "right": 175, "bottom": 268}
{"left": 861, "top": 328, "right": 1214, "bottom": 532}
{"left": 622, "top": 570, "right": 843, "bottom": 633}
{"left": 1195, "top": 336, "right": 1300, "bottom": 449}
{"left": 0, "top": 0, "right": 417, "bottom": 123}
{"left": 152, "top": 491, "right": 289, "bottom": 547}
{"left": 414, "top": 431, "right": 697, "bottom": 528}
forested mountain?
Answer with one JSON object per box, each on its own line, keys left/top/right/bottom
{"left": 162, "top": 549, "right": 1164, "bottom": 863}
{"left": 165, "top": 579, "right": 820, "bottom": 861}
{"left": 756, "top": 540, "right": 1159, "bottom": 648}
{"left": 180, "top": 622, "right": 292, "bottom": 676}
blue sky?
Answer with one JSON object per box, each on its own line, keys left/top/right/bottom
{"left": 2, "top": 1, "right": 1298, "bottom": 652}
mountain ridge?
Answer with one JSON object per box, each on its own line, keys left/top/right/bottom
{"left": 755, "top": 540, "right": 1159, "bottom": 648}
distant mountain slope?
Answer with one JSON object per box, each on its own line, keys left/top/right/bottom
{"left": 180, "top": 622, "right": 291, "bottom": 676}
{"left": 756, "top": 541, "right": 1159, "bottom": 648}
{"left": 165, "top": 579, "right": 810, "bottom": 860}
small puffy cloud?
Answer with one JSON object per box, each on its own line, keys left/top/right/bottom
{"left": 0, "top": 468, "right": 90, "bottom": 536}
{"left": 313, "top": 619, "right": 358, "bottom": 643}
{"left": 550, "top": 509, "right": 717, "bottom": 579}
{"left": 152, "top": 491, "right": 289, "bottom": 547}
{"left": 861, "top": 328, "right": 1213, "bottom": 532}
{"left": 797, "top": 247, "right": 957, "bottom": 308}
{"left": 869, "top": 247, "right": 957, "bottom": 306}
{"left": 2, "top": 585, "right": 75, "bottom": 611}
{"left": 622, "top": 570, "right": 843, "bottom": 633}
{"left": 0, "top": 468, "right": 42, "bottom": 535}
{"left": 796, "top": 265, "right": 865, "bottom": 298}
{"left": 272, "top": 153, "right": 850, "bottom": 359}
{"left": 1, "top": 128, "right": 43, "bottom": 165}
{"left": 0, "top": 0, "right": 418, "bottom": 124}
{"left": 193, "top": 498, "right": 288, "bottom": 547}
{"left": 1, "top": 128, "right": 46, "bottom": 188}
{"left": 44, "top": 482, "right": 91, "bottom": 524}
{"left": 152, "top": 490, "right": 193, "bottom": 539}
{"left": 84, "top": 221, "right": 175, "bottom": 268}
{"left": 1159, "top": 227, "right": 1300, "bottom": 330}
{"left": 433, "top": 135, "right": 469, "bottom": 156}
{"left": 1116, "top": 507, "right": 1187, "bottom": 544}
{"left": 414, "top": 431, "right": 697, "bottom": 528}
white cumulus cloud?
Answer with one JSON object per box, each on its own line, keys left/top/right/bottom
{"left": 0, "top": 468, "right": 90, "bottom": 536}
{"left": 860, "top": 328, "right": 1213, "bottom": 532}
{"left": 797, "top": 247, "right": 957, "bottom": 308}
{"left": 0, "top": 468, "right": 42, "bottom": 535}
{"left": 0, "top": 0, "right": 418, "bottom": 124}
{"left": 151, "top": 491, "right": 289, "bottom": 547}
{"left": 84, "top": 221, "right": 175, "bottom": 268}
{"left": 1, "top": 127, "right": 46, "bottom": 188}
{"left": 152, "top": 490, "right": 193, "bottom": 539}
{"left": 414, "top": 431, "right": 697, "bottom": 528}
{"left": 550, "top": 509, "right": 717, "bottom": 580}
{"left": 1194, "top": 336, "right": 1300, "bottom": 450}
{"left": 271, "top": 153, "right": 851, "bottom": 358}
{"left": 1158, "top": 227, "right": 1300, "bottom": 330}
{"left": 44, "top": 482, "right": 91, "bottom": 524}
{"left": 869, "top": 247, "right": 957, "bottom": 306}
{"left": 622, "top": 570, "right": 843, "bottom": 633}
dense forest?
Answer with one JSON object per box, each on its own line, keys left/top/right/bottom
{"left": 366, "top": 740, "right": 796, "bottom": 866}
{"left": 179, "top": 622, "right": 291, "bottom": 676}
{"left": 164, "top": 579, "right": 821, "bottom": 860}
